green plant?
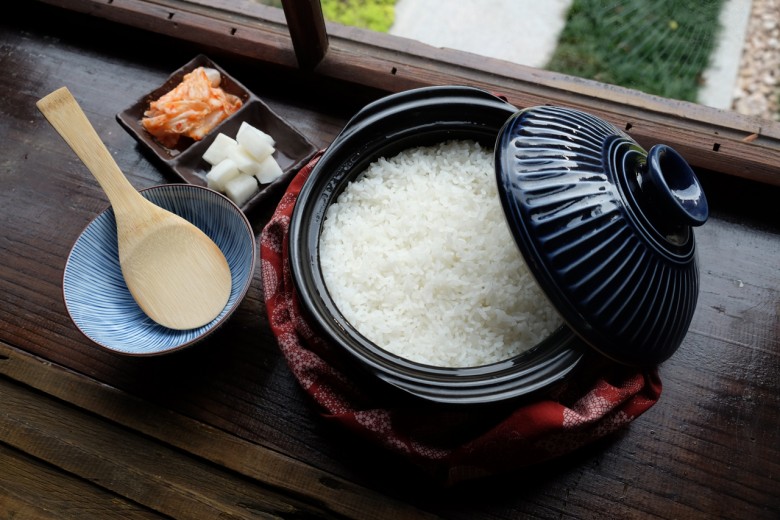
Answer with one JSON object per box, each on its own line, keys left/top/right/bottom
{"left": 322, "top": 0, "right": 395, "bottom": 32}
{"left": 546, "top": 0, "right": 725, "bottom": 102}
{"left": 258, "top": 0, "right": 396, "bottom": 33}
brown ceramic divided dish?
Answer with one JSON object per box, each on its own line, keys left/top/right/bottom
{"left": 116, "top": 54, "right": 318, "bottom": 212}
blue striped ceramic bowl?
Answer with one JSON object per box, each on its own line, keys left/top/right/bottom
{"left": 63, "top": 184, "right": 256, "bottom": 355}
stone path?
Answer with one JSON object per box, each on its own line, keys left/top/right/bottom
{"left": 390, "top": 0, "right": 572, "bottom": 69}
{"left": 698, "top": 0, "right": 753, "bottom": 110}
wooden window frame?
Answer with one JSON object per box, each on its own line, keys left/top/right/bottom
{"left": 36, "top": 0, "right": 780, "bottom": 187}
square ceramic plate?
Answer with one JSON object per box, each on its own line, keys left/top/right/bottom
{"left": 116, "top": 54, "right": 318, "bottom": 213}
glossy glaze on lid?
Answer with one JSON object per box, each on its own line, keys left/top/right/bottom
{"left": 496, "top": 106, "right": 709, "bottom": 366}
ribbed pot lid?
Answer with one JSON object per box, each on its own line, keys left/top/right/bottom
{"left": 495, "top": 105, "right": 709, "bottom": 367}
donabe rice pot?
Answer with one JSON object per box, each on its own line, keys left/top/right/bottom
{"left": 319, "top": 140, "right": 562, "bottom": 368}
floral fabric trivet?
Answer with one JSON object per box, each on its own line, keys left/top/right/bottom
{"left": 260, "top": 152, "right": 662, "bottom": 485}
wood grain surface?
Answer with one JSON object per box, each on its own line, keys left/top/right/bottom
{"left": 1, "top": 3, "right": 778, "bottom": 519}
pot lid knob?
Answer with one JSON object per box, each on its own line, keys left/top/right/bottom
{"left": 641, "top": 144, "right": 708, "bottom": 228}
{"left": 496, "top": 105, "right": 708, "bottom": 367}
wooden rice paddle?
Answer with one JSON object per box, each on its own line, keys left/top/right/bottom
{"left": 37, "top": 87, "right": 232, "bottom": 330}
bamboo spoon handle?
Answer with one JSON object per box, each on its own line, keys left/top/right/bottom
{"left": 36, "top": 87, "right": 142, "bottom": 215}
{"left": 37, "top": 86, "right": 233, "bottom": 330}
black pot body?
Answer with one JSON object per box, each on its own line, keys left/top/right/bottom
{"left": 289, "top": 86, "right": 585, "bottom": 405}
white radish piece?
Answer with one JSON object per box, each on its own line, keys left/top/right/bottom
{"left": 202, "top": 67, "right": 222, "bottom": 87}
{"left": 236, "top": 121, "right": 275, "bottom": 161}
{"left": 238, "top": 121, "right": 275, "bottom": 147}
{"left": 206, "top": 158, "right": 240, "bottom": 191}
{"left": 200, "top": 122, "right": 281, "bottom": 205}
{"left": 254, "top": 156, "right": 284, "bottom": 184}
{"left": 228, "top": 145, "right": 263, "bottom": 176}
{"left": 224, "top": 173, "right": 259, "bottom": 206}
{"left": 203, "top": 133, "right": 239, "bottom": 166}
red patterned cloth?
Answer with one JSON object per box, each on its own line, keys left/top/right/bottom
{"left": 260, "top": 152, "right": 662, "bottom": 485}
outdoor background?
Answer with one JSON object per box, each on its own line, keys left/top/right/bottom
{"left": 259, "top": 0, "right": 779, "bottom": 122}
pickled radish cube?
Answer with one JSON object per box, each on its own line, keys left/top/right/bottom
{"left": 206, "top": 158, "right": 240, "bottom": 191}
{"left": 228, "top": 145, "right": 263, "bottom": 175}
{"left": 203, "top": 133, "right": 239, "bottom": 166}
{"left": 224, "top": 173, "right": 259, "bottom": 206}
{"left": 238, "top": 121, "right": 275, "bottom": 146}
{"left": 202, "top": 67, "right": 221, "bottom": 87}
{"left": 254, "top": 156, "right": 284, "bottom": 184}
{"left": 236, "top": 122, "right": 275, "bottom": 161}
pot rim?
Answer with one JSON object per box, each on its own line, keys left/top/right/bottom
{"left": 289, "top": 85, "right": 585, "bottom": 404}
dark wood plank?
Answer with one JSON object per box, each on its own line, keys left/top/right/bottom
{"left": 0, "top": 342, "right": 439, "bottom": 520}
{"left": 0, "top": 444, "right": 163, "bottom": 519}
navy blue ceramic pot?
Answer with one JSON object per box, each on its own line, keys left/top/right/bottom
{"left": 289, "top": 86, "right": 708, "bottom": 404}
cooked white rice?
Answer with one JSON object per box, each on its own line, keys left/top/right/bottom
{"left": 319, "top": 140, "right": 562, "bottom": 367}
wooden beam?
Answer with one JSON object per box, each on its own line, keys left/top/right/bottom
{"left": 281, "top": 0, "right": 329, "bottom": 69}
{"left": 32, "top": 0, "right": 780, "bottom": 186}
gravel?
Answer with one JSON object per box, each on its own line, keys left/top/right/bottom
{"left": 732, "top": 0, "right": 780, "bottom": 121}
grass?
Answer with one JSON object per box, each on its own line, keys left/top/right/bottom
{"left": 321, "top": 0, "right": 395, "bottom": 32}
{"left": 259, "top": 0, "right": 396, "bottom": 32}
{"left": 545, "top": 0, "right": 726, "bottom": 102}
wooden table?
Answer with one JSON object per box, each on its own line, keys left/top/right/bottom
{"left": 1, "top": 3, "right": 778, "bottom": 519}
